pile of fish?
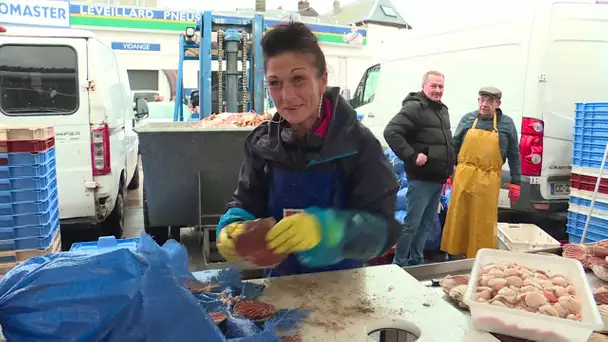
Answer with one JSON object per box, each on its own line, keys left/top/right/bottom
{"left": 192, "top": 112, "right": 273, "bottom": 128}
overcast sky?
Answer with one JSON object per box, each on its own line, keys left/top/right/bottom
{"left": 156, "top": 0, "right": 531, "bottom": 29}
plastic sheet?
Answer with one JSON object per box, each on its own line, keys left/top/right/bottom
{"left": 395, "top": 210, "right": 407, "bottom": 224}
{"left": 0, "top": 233, "right": 221, "bottom": 342}
{"left": 424, "top": 215, "right": 443, "bottom": 252}
{"left": 396, "top": 187, "right": 407, "bottom": 210}
{"left": 0, "top": 233, "right": 309, "bottom": 342}
{"left": 384, "top": 148, "right": 405, "bottom": 174}
{"left": 398, "top": 172, "right": 408, "bottom": 189}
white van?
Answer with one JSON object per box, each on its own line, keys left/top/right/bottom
{"left": 0, "top": 26, "right": 145, "bottom": 236}
{"left": 347, "top": 0, "right": 608, "bottom": 217}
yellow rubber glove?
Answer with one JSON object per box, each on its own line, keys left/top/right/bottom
{"left": 216, "top": 222, "right": 245, "bottom": 263}
{"left": 265, "top": 213, "right": 322, "bottom": 254}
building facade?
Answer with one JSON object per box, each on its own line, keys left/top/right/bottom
{"left": 2, "top": 1, "right": 394, "bottom": 105}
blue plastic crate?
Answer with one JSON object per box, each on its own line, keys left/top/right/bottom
{"left": 573, "top": 127, "right": 608, "bottom": 136}
{"left": 571, "top": 156, "right": 608, "bottom": 169}
{"left": 0, "top": 156, "right": 56, "bottom": 179}
{"left": 574, "top": 119, "right": 608, "bottom": 129}
{"left": 576, "top": 103, "right": 608, "bottom": 111}
{"left": 0, "top": 169, "right": 56, "bottom": 192}
{"left": 567, "top": 210, "right": 608, "bottom": 239}
{"left": 567, "top": 230, "right": 601, "bottom": 243}
{"left": 0, "top": 197, "right": 58, "bottom": 228}
{"left": 0, "top": 207, "right": 59, "bottom": 241}
{"left": 0, "top": 180, "right": 57, "bottom": 204}
{"left": 0, "top": 147, "right": 55, "bottom": 166}
{"left": 569, "top": 196, "right": 608, "bottom": 212}
{"left": 573, "top": 133, "right": 608, "bottom": 144}
{"left": 573, "top": 142, "right": 606, "bottom": 153}
{"left": 0, "top": 188, "right": 58, "bottom": 216}
{"left": 70, "top": 236, "right": 139, "bottom": 253}
{"left": 575, "top": 110, "right": 608, "bottom": 120}
{"left": 0, "top": 223, "right": 58, "bottom": 252}
{"left": 574, "top": 150, "right": 607, "bottom": 162}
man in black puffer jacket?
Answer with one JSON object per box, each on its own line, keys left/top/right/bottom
{"left": 384, "top": 70, "right": 455, "bottom": 267}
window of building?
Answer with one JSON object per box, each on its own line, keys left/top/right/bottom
{"left": 380, "top": 5, "right": 397, "bottom": 17}
{"left": 127, "top": 70, "right": 159, "bottom": 91}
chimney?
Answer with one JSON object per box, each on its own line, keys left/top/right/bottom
{"left": 297, "top": 0, "right": 309, "bottom": 13}
{"left": 333, "top": 0, "right": 340, "bottom": 15}
{"left": 255, "top": 0, "right": 266, "bottom": 12}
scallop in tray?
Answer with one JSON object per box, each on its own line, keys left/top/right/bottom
{"left": 463, "top": 249, "right": 603, "bottom": 341}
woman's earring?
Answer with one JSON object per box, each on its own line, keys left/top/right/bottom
{"left": 317, "top": 96, "right": 323, "bottom": 118}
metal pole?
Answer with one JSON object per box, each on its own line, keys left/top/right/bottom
{"left": 224, "top": 29, "right": 242, "bottom": 113}
{"left": 580, "top": 143, "right": 608, "bottom": 243}
{"left": 174, "top": 36, "right": 185, "bottom": 121}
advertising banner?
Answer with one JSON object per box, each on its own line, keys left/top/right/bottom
{"left": 0, "top": 0, "right": 70, "bottom": 28}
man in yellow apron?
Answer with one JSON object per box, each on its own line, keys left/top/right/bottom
{"left": 441, "top": 87, "right": 521, "bottom": 258}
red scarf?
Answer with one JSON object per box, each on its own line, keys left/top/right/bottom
{"left": 314, "top": 98, "right": 332, "bottom": 137}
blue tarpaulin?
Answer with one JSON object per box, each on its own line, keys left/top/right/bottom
{"left": 384, "top": 148, "right": 452, "bottom": 252}
{"left": 0, "top": 233, "right": 308, "bottom": 342}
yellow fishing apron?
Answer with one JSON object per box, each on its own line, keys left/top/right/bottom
{"left": 440, "top": 115, "right": 502, "bottom": 258}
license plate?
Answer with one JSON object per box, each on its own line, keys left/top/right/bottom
{"left": 550, "top": 182, "right": 570, "bottom": 195}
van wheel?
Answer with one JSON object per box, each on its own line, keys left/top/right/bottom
{"left": 101, "top": 191, "right": 124, "bottom": 239}
{"left": 127, "top": 166, "right": 140, "bottom": 190}
{"left": 143, "top": 187, "right": 169, "bottom": 245}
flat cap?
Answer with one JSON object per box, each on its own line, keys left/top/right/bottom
{"left": 479, "top": 86, "right": 502, "bottom": 99}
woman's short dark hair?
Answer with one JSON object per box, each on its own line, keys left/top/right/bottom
{"left": 261, "top": 22, "right": 327, "bottom": 77}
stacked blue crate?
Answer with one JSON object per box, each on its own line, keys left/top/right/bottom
{"left": 568, "top": 102, "right": 608, "bottom": 243}
{"left": 0, "top": 128, "right": 60, "bottom": 268}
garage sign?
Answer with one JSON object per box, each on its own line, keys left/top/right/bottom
{"left": 111, "top": 42, "right": 161, "bottom": 52}
{"left": 0, "top": 0, "right": 70, "bottom": 28}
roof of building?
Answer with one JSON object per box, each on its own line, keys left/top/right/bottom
{"left": 323, "top": 0, "right": 410, "bottom": 29}
{"left": 231, "top": 8, "right": 324, "bottom": 24}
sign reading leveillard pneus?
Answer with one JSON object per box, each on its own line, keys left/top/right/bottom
{"left": 0, "top": 0, "right": 70, "bottom": 28}
{"left": 69, "top": 4, "right": 367, "bottom": 45}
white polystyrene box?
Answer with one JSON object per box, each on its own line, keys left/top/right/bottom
{"left": 463, "top": 249, "right": 603, "bottom": 341}
{"left": 497, "top": 223, "right": 561, "bottom": 252}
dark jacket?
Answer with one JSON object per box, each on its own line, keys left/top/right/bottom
{"left": 453, "top": 109, "right": 522, "bottom": 184}
{"left": 226, "top": 87, "right": 400, "bottom": 260}
{"left": 383, "top": 92, "right": 455, "bottom": 183}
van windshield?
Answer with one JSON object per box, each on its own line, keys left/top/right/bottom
{"left": 0, "top": 45, "right": 79, "bottom": 116}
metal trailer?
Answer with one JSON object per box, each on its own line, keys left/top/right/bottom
{"left": 136, "top": 123, "right": 253, "bottom": 246}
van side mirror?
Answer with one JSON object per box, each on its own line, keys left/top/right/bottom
{"left": 134, "top": 98, "right": 149, "bottom": 120}
{"left": 340, "top": 89, "right": 351, "bottom": 101}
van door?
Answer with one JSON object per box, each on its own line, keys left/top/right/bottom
{"left": 541, "top": 2, "right": 608, "bottom": 200}
{"left": 118, "top": 66, "right": 139, "bottom": 186}
{"left": 0, "top": 37, "right": 95, "bottom": 219}
{"left": 350, "top": 64, "right": 382, "bottom": 140}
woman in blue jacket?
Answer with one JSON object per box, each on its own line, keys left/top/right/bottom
{"left": 216, "top": 22, "right": 400, "bottom": 277}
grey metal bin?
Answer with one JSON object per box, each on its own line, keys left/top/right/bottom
{"left": 135, "top": 122, "right": 253, "bottom": 242}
